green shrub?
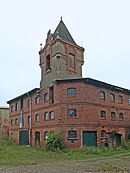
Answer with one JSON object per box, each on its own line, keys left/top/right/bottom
{"left": 121, "top": 140, "right": 130, "bottom": 149}
{"left": 0, "top": 139, "right": 16, "bottom": 147}
{"left": 45, "top": 131, "right": 66, "bottom": 151}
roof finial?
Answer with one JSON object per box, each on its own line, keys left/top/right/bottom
{"left": 61, "top": 16, "right": 62, "bottom": 21}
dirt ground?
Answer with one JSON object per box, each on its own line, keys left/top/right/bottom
{"left": 0, "top": 152, "right": 130, "bottom": 173}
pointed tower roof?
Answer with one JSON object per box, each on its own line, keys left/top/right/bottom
{"left": 53, "top": 17, "right": 76, "bottom": 45}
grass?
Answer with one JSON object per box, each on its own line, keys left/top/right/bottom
{"left": 0, "top": 139, "right": 130, "bottom": 165}
{"left": 99, "top": 162, "right": 128, "bottom": 172}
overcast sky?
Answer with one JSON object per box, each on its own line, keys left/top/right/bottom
{"left": 0, "top": 0, "right": 130, "bottom": 106}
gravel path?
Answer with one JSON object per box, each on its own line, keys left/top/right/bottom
{"left": 0, "top": 153, "right": 130, "bottom": 173}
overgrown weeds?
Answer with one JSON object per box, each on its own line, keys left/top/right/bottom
{"left": 0, "top": 139, "right": 130, "bottom": 165}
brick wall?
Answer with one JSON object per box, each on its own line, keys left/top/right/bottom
{"left": 8, "top": 79, "right": 130, "bottom": 147}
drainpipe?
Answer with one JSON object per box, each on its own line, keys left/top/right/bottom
{"left": 27, "top": 92, "right": 32, "bottom": 146}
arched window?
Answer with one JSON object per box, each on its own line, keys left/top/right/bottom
{"left": 44, "top": 93, "right": 48, "bottom": 102}
{"left": 35, "top": 114, "right": 40, "bottom": 122}
{"left": 99, "top": 91, "right": 105, "bottom": 100}
{"left": 28, "top": 116, "right": 31, "bottom": 124}
{"left": 111, "top": 112, "right": 116, "bottom": 120}
{"left": 101, "top": 131, "right": 106, "bottom": 138}
{"left": 44, "top": 131, "right": 48, "bottom": 140}
{"left": 100, "top": 111, "right": 106, "bottom": 119}
{"left": 119, "top": 113, "right": 124, "bottom": 120}
{"left": 44, "top": 112, "right": 49, "bottom": 120}
{"left": 119, "top": 95, "right": 123, "bottom": 103}
{"left": 11, "top": 105, "right": 14, "bottom": 112}
{"left": 11, "top": 119, "right": 13, "bottom": 126}
{"left": 27, "top": 99, "right": 30, "bottom": 107}
{"left": 35, "top": 97, "right": 40, "bottom": 105}
{"left": 110, "top": 93, "right": 115, "bottom": 102}
{"left": 68, "top": 131, "right": 77, "bottom": 139}
{"left": 46, "top": 55, "right": 51, "bottom": 71}
{"left": 69, "top": 53, "right": 75, "bottom": 70}
{"left": 15, "top": 118, "right": 18, "bottom": 125}
{"left": 50, "top": 111, "right": 54, "bottom": 120}
{"left": 68, "top": 109, "right": 77, "bottom": 117}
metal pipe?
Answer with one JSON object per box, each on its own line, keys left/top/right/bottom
{"left": 27, "top": 92, "right": 32, "bottom": 146}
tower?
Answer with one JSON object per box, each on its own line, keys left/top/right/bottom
{"left": 39, "top": 18, "right": 84, "bottom": 89}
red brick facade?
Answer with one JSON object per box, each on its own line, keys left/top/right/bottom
{"left": 7, "top": 19, "right": 130, "bottom": 148}
{"left": 7, "top": 78, "right": 130, "bottom": 148}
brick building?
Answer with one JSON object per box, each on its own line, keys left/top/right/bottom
{"left": 0, "top": 107, "right": 9, "bottom": 139}
{"left": 7, "top": 18, "right": 130, "bottom": 148}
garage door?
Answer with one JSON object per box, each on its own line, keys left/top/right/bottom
{"left": 19, "top": 130, "right": 29, "bottom": 145}
{"left": 83, "top": 131, "right": 97, "bottom": 147}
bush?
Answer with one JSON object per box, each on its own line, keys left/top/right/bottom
{"left": 45, "top": 131, "right": 66, "bottom": 151}
{"left": 121, "top": 140, "right": 130, "bottom": 149}
{"left": 0, "top": 138, "right": 16, "bottom": 147}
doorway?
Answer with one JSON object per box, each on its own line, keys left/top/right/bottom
{"left": 82, "top": 131, "right": 97, "bottom": 147}
{"left": 35, "top": 132, "right": 40, "bottom": 145}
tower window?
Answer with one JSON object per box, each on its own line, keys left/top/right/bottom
{"left": 46, "top": 55, "right": 51, "bottom": 71}
{"left": 69, "top": 53, "right": 75, "bottom": 70}
{"left": 50, "top": 86, "right": 54, "bottom": 104}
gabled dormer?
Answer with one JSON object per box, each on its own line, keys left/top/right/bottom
{"left": 39, "top": 18, "right": 84, "bottom": 89}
